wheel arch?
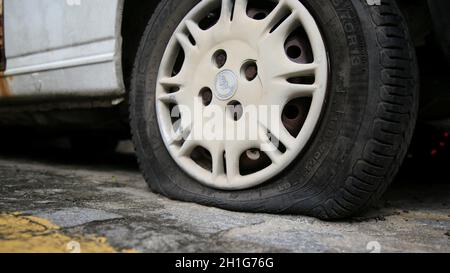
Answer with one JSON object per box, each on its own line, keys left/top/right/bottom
{"left": 121, "top": 0, "right": 161, "bottom": 91}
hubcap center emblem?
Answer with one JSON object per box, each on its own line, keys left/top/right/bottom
{"left": 215, "top": 70, "right": 238, "bottom": 100}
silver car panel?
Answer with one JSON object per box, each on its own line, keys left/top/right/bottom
{"left": 0, "top": 0, "right": 125, "bottom": 101}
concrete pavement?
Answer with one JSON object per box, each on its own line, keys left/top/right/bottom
{"left": 0, "top": 141, "right": 449, "bottom": 253}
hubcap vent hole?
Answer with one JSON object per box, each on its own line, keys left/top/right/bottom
{"left": 241, "top": 61, "right": 258, "bottom": 81}
{"left": 247, "top": 0, "right": 277, "bottom": 21}
{"left": 240, "top": 149, "right": 272, "bottom": 176}
{"left": 213, "top": 50, "right": 227, "bottom": 68}
{"left": 284, "top": 105, "right": 300, "bottom": 120}
{"left": 287, "top": 75, "right": 315, "bottom": 85}
{"left": 282, "top": 98, "right": 312, "bottom": 137}
{"left": 227, "top": 101, "right": 244, "bottom": 121}
{"left": 287, "top": 46, "right": 302, "bottom": 60}
{"left": 199, "top": 8, "right": 221, "bottom": 30}
{"left": 191, "top": 147, "right": 212, "bottom": 172}
{"left": 285, "top": 27, "right": 314, "bottom": 64}
{"left": 199, "top": 87, "right": 213, "bottom": 106}
{"left": 172, "top": 46, "right": 185, "bottom": 76}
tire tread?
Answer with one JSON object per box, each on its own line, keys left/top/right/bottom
{"left": 312, "top": 0, "right": 419, "bottom": 219}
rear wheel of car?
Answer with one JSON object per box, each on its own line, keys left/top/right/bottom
{"left": 130, "top": 0, "right": 419, "bottom": 219}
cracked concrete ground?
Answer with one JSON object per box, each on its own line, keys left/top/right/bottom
{"left": 0, "top": 140, "right": 449, "bottom": 253}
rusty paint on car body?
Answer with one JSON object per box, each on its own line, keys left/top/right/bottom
{"left": 0, "top": 73, "right": 11, "bottom": 96}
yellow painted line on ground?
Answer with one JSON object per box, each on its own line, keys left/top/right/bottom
{"left": 0, "top": 212, "right": 136, "bottom": 253}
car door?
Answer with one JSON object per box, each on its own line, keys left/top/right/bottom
{"left": 0, "top": 0, "right": 124, "bottom": 102}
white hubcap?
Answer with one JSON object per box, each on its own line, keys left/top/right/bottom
{"left": 156, "top": 0, "right": 328, "bottom": 190}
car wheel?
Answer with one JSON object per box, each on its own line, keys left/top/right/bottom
{"left": 130, "top": 0, "right": 419, "bottom": 219}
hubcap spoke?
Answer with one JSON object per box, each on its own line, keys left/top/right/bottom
{"left": 185, "top": 19, "right": 204, "bottom": 46}
{"left": 178, "top": 137, "right": 196, "bottom": 157}
{"left": 258, "top": 125, "right": 283, "bottom": 164}
{"left": 220, "top": 0, "right": 234, "bottom": 24}
{"left": 168, "top": 125, "right": 188, "bottom": 146}
{"left": 211, "top": 145, "right": 225, "bottom": 178}
{"left": 268, "top": 11, "right": 298, "bottom": 42}
{"left": 270, "top": 81, "right": 317, "bottom": 106}
{"left": 258, "top": 116, "right": 296, "bottom": 151}
{"left": 232, "top": 0, "right": 250, "bottom": 23}
{"left": 158, "top": 91, "right": 181, "bottom": 104}
{"left": 225, "top": 143, "right": 242, "bottom": 180}
{"left": 259, "top": 0, "right": 288, "bottom": 35}
{"left": 175, "top": 33, "right": 197, "bottom": 57}
{"left": 159, "top": 73, "right": 186, "bottom": 88}
{"left": 275, "top": 61, "right": 318, "bottom": 79}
